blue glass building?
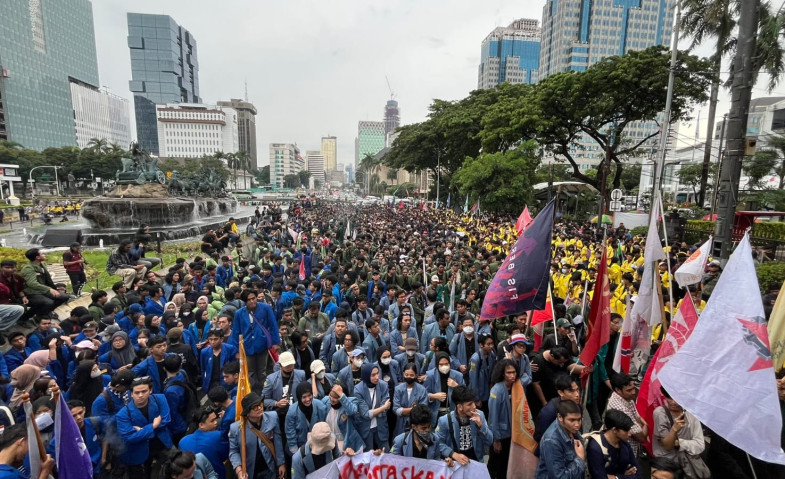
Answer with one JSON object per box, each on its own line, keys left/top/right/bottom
{"left": 478, "top": 19, "right": 541, "bottom": 89}
{"left": 0, "top": 0, "right": 99, "bottom": 150}
{"left": 127, "top": 13, "right": 200, "bottom": 155}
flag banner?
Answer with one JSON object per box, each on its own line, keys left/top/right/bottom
{"left": 306, "top": 451, "right": 490, "bottom": 479}
{"left": 531, "top": 292, "right": 553, "bottom": 327}
{"left": 480, "top": 200, "right": 555, "bottom": 320}
{"left": 463, "top": 194, "right": 469, "bottom": 214}
{"left": 635, "top": 297, "right": 699, "bottom": 453}
{"left": 345, "top": 221, "right": 351, "bottom": 239}
{"left": 579, "top": 248, "right": 611, "bottom": 368}
{"left": 515, "top": 206, "right": 534, "bottom": 236}
{"left": 470, "top": 202, "right": 478, "bottom": 214}
{"left": 422, "top": 258, "right": 428, "bottom": 287}
{"left": 235, "top": 336, "right": 252, "bottom": 421}
{"left": 447, "top": 193, "right": 451, "bottom": 208}
{"left": 288, "top": 227, "right": 299, "bottom": 244}
{"left": 298, "top": 257, "right": 306, "bottom": 281}
{"left": 24, "top": 402, "right": 42, "bottom": 479}
{"left": 612, "top": 296, "right": 633, "bottom": 374}
{"left": 632, "top": 195, "right": 666, "bottom": 328}
{"left": 674, "top": 237, "right": 711, "bottom": 287}
{"left": 769, "top": 286, "right": 785, "bottom": 372}
{"left": 55, "top": 393, "right": 93, "bottom": 478}
{"left": 658, "top": 233, "right": 785, "bottom": 465}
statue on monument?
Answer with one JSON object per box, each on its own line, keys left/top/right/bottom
{"left": 116, "top": 142, "right": 166, "bottom": 185}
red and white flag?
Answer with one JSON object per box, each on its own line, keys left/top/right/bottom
{"left": 635, "top": 296, "right": 699, "bottom": 452}
{"left": 612, "top": 296, "right": 633, "bottom": 374}
{"left": 288, "top": 226, "right": 299, "bottom": 244}
{"left": 633, "top": 194, "right": 666, "bottom": 328}
{"left": 298, "top": 257, "right": 306, "bottom": 281}
{"left": 674, "top": 236, "right": 711, "bottom": 287}
{"left": 578, "top": 248, "right": 611, "bottom": 372}
{"left": 515, "top": 206, "right": 533, "bottom": 236}
{"left": 658, "top": 233, "right": 785, "bottom": 465}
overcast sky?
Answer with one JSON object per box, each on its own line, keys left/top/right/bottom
{"left": 91, "top": 0, "right": 785, "bottom": 170}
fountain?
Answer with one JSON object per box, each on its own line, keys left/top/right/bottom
{"left": 77, "top": 144, "right": 244, "bottom": 246}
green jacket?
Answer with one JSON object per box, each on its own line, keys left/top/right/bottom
{"left": 21, "top": 262, "right": 54, "bottom": 296}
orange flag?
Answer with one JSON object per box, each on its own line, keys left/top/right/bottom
{"left": 235, "top": 335, "right": 252, "bottom": 421}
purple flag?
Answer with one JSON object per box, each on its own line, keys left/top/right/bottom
{"left": 480, "top": 200, "right": 555, "bottom": 320}
{"left": 55, "top": 393, "right": 93, "bottom": 478}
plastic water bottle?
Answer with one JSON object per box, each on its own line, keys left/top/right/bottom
{"left": 22, "top": 228, "right": 27, "bottom": 237}
{"left": 99, "top": 239, "right": 104, "bottom": 249}
{"left": 0, "top": 239, "right": 6, "bottom": 247}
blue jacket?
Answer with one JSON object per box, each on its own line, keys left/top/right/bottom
{"left": 354, "top": 380, "right": 390, "bottom": 448}
{"left": 309, "top": 374, "right": 336, "bottom": 400}
{"left": 47, "top": 417, "right": 103, "bottom": 476}
{"left": 535, "top": 419, "right": 586, "bottom": 479}
{"left": 319, "top": 333, "right": 342, "bottom": 371}
{"left": 420, "top": 323, "right": 455, "bottom": 354}
{"left": 508, "top": 351, "right": 533, "bottom": 388}
{"left": 143, "top": 297, "right": 165, "bottom": 316}
{"left": 228, "top": 413, "right": 284, "bottom": 477}
{"left": 390, "top": 430, "right": 440, "bottom": 459}
{"left": 179, "top": 429, "right": 229, "bottom": 479}
{"left": 319, "top": 394, "right": 364, "bottom": 451}
{"left": 4, "top": 347, "right": 31, "bottom": 372}
{"left": 163, "top": 372, "right": 190, "bottom": 436}
{"left": 318, "top": 300, "right": 338, "bottom": 321}
{"left": 132, "top": 354, "right": 175, "bottom": 393}
{"left": 488, "top": 382, "right": 512, "bottom": 440}
{"left": 394, "top": 352, "right": 427, "bottom": 377}
{"left": 188, "top": 322, "right": 212, "bottom": 356}
{"left": 361, "top": 333, "right": 387, "bottom": 364}
{"left": 199, "top": 344, "right": 238, "bottom": 392}
{"left": 219, "top": 401, "right": 236, "bottom": 438}
{"left": 469, "top": 350, "right": 496, "bottom": 402}
{"left": 92, "top": 388, "right": 129, "bottom": 421}
{"left": 449, "top": 332, "right": 480, "bottom": 369}
{"left": 291, "top": 442, "right": 341, "bottom": 479}
{"left": 392, "top": 381, "right": 428, "bottom": 436}
{"left": 229, "top": 304, "right": 280, "bottom": 355}
{"left": 216, "top": 264, "right": 234, "bottom": 288}
{"left": 389, "top": 327, "right": 419, "bottom": 354}
{"left": 0, "top": 352, "right": 8, "bottom": 378}
{"left": 331, "top": 348, "right": 351, "bottom": 374}
{"left": 423, "top": 368, "right": 464, "bottom": 427}
{"left": 374, "top": 359, "right": 401, "bottom": 391}
{"left": 116, "top": 394, "right": 173, "bottom": 465}
{"left": 367, "top": 280, "right": 387, "bottom": 301}
{"left": 435, "top": 410, "right": 494, "bottom": 462}
{"left": 334, "top": 365, "right": 362, "bottom": 397}
{"left": 262, "top": 369, "right": 306, "bottom": 410}
{"left": 162, "top": 282, "right": 181, "bottom": 302}
{"left": 284, "top": 400, "right": 329, "bottom": 453}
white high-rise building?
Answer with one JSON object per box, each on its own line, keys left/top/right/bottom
{"left": 270, "top": 143, "right": 303, "bottom": 188}
{"left": 306, "top": 150, "right": 325, "bottom": 183}
{"left": 70, "top": 81, "right": 132, "bottom": 149}
{"left": 478, "top": 19, "right": 541, "bottom": 89}
{"left": 156, "top": 103, "right": 238, "bottom": 159}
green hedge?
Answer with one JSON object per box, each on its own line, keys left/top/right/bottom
{"left": 753, "top": 222, "right": 785, "bottom": 240}
{"left": 684, "top": 219, "right": 785, "bottom": 244}
{"left": 756, "top": 262, "right": 785, "bottom": 294}
{"left": 684, "top": 220, "right": 715, "bottom": 244}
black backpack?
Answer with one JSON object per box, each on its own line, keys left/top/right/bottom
{"left": 165, "top": 379, "right": 199, "bottom": 426}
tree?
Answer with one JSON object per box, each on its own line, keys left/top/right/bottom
{"left": 236, "top": 150, "right": 252, "bottom": 189}
{"left": 453, "top": 141, "right": 539, "bottom": 214}
{"left": 480, "top": 46, "right": 714, "bottom": 203}
{"left": 297, "top": 170, "right": 311, "bottom": 188}
{"left": 534, "top": 163, "right": 572, "bottom": 184}
{"left": 744, "top": 150, "right": 778, "bottom": 189}
{"left": 620, "top": 164, "right": 642, "bottom": 191}
{"left": 283, "top": 174, "right": 300, "bottom": 189}
{"left": 678, "top": 164, "right": 706, "bottom": 198}
{"left": 86, "top": 138, "right": 110, "bottom": 154}
{"left": 760, "top": 133, "right": 785, "bottom": 188}
{"left": 254, "top": 165, "right": 270, "bottom": 185}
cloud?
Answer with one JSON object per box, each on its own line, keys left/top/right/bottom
{"left": 91, "top": 0, "right": 541, "bottom": 168}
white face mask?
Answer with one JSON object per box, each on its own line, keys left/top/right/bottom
{"left": 438, "top": 365, "right": 451, "bottom": 375}
{"left": 316, "top": 371, "right": 325, "bottom": 379}
{"left": 463, "top": 326, "right": 474, "bottom": 335}
{"left": 91, "top": 370, "right": 103, "bottom": 379}
{"left": 406, "top": 350, "right": 416, "bottom": 357}
{"left": 183, "top": 312, "right": 190, "bottom": 316}
{"left": 353, "top": 359, "right": 365, "bottom": 368}
{"left": 380, "top": 357, "right": 391, "bottom": 365}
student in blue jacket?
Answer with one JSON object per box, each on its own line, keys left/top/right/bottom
{"left": 179, "top": 406, "right": 229, "bottom": 479}
{"left": 449, "top": 316, "right": 480, "bottom": 383}
{"left": 229, "top": 289, "right": 280, "bottom": 388}
{"left": 469, "top": 333, "right": 497, "bottom": 415}
{"left": 132, "top": 335, "right": 173, "bottom": 393}
{"left": 392, "top": 363, "right": 429, "bottom": 437}
{"left": 354, "top": 363, "right": 391, "bottom": 451}
{"left": 424, "top": 352, "right": 464, "bottom": 427}
{"left": 390, "top": 404, "right": 444, "bottom": 461}
{"left": 285, "top": 382, "right": 328, "bottom": 454}
{"left": 162, "top": 355, "right": 191, "bottom": 443}
{"left": 291, "top": 422, "right": 342, "bottom": 479}
{"left": 435, "top": 385, "right": 494, "bottom": 465}
{"left": 488, "top": 358, "right": 520, "bottom": 479}
{"left": 319, "top": 384, "right": 364, "bottom": 453}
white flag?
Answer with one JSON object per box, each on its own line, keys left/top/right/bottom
{"left": 24, "top": 402, "right": 42, "bottom": 479}
{"left": 674, "top": 236, "right": 711, "bottom": 287}
{"left": 632, "top": 194, "right": 666, "bottom": 328}
{"left": 659, "top": 233, "right": 785, "bottom": 465}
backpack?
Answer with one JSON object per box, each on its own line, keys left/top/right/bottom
{"left": 583, "top": 431, "right": 611, "bottom": 469}
{"left": 165, "top": 379, "right": 199, "bottom": 426}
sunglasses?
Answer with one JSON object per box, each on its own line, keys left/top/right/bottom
{"left": 132, "top": 376, "right": 151, "bottom": 386}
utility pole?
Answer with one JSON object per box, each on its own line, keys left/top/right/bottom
{"left": 709, "top": 114, "right": 728, "bottom": 219}
{"left": 713, "top": 0, "right": 759, "bottom": 262}
{"left": 655, "top": 0, "right": 681, "bottom": 199}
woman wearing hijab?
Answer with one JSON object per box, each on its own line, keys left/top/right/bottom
{"left": 188, "top": 308, "right": 211, "bottom": 356}
{"left": 178, "top": 303, "right": 194, "bottom": 327}
{"left": 25, "top": 349, "right": 66, "bottom": 390}
{"left": 285, "top": 381, "right": 328, "bottom": 454}
{"left": 98, "top": 331, "right": 136, "bottom": 372}
{"left": 354, "top": 363, "right": 391, "bottom": 451}
{"left": 8, "top": 364, "right": 42, "bottom": 411}
{"left": 424, "top": 352, "right": 464, "bottom": 427}
{"left": 144, "top": 313, "right": 166, "bottom": 338}
{"left": 66, "top": 361, "right": 105, "bottom": 416}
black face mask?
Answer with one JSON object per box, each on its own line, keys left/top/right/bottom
{"left": 405, "top": 377, "right": 416, "bottom": 385}
{"left": 331, "top": 401, "right": 342, "bottom": 410}
{"left": 414, "top": 429, "right": 434, "bottom": 446}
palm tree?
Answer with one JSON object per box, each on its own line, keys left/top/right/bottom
{"left": 86, "top": 138, "right": 110, "bottom": 154}
{"left": 224, "top": 152, "right": 239, "bottom": 190}
{"left": 236, "top": 150, "right": 251, "bottom": 189}
{"left": 682, "top": 0, "right": 784, "bottom": 206}
{"left": 359, "top": 153, "right": 381, "bottom": 195}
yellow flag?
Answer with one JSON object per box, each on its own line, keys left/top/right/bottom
{"left": 235, "top": 335, "right": 252, "bottom": 421}
{"left": 768, "top": 287, "right": 785, "bottom": 372}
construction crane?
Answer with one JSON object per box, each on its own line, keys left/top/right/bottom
{"left": 385, "top": 76, "right": 396, "bottom": 100}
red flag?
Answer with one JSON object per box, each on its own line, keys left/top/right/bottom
{"left": 579, "top": 248, "right": 611, "bottom": 368}
{"left": 515, "top": 206, "right": 533, "bottom": 236}
{"left": 298, "top": 257, "right": 306, "bottom": 281}
{"left": 470, "top": 202, "right": 478, "bottom": 213}
{"left": 531, "top": 295, "right": 552, "bottom": 326}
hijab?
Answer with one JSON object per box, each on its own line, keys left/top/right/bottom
{"left": 361, "top": 363, "right": 378, "bottom": 389}
{"left": 70, "top": 361, "right": 104, "bottom": 415}
{"left": 295, "top": 381, "right": 313, "bottom": 419}
{"left": 164, "top": 301, "right": 178, "bottom": 314}
{"left": 435, "top": 352, "right": 450, "bottom": 376}
{"left": 109, "top": 331, "right": 136, "bottom": 367}
{"left": 25, "top": 350, "right": 51, "bottom": 368}
{"left": 9, "top": 364, "right": 42, "bottom": 409}
{"left": 144, "top": 314, "right": 161, "bottom": 334}
{"left": 193, "top": 308, "right": 208, "bottom": 334}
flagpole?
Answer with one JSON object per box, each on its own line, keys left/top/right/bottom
{"left": 580, "top": 278, "right": 590, "bottom": 317}
{"left": 658, "top": 197, "right": 675, "bottom": 314}
{"left": 240, "top": 419, "right": 248, "bottom": 476}
{"left": 746, "top": 453, "right": 759, "bottom": 479}
{"left": 549, "top": 284, "right": 558, "bottom": 346}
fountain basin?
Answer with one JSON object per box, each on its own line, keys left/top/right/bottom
{"left": 81, "top": 196, "right": 237, "bottom": 229}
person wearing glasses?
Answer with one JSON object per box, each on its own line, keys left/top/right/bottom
{"left": 228, "top": 392, "right": 285, "bottom": 479}
{"left": 116, "top": 376, "right": 173, "bottom": 479}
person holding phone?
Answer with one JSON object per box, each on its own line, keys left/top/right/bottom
{"left": 652, "top": 387, "right": 707, "bottom": 476}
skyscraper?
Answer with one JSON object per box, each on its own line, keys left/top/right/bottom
{"left": 478, "top": 18, "right": 542, "bottom": 89}
{"left": 306, "top": 150, "right": 325, "bottom": 184}
{"left": 539, "top": 0, "right": 676, "bottom": 77}
{"left": 356, "top": 121, "right": 386, "bottom": 166}
{"left": 269, "top": 143, "right": 303, "bottom": 188}
{"left": 127, "top": 13, "right": 200, "bottom": 155}
{"left": 218, "top": 99, "right": 258, "bottom": 166}
{"left": 0, "top": 0, "right": 100, "bottom": 150}
{"left": 321, "top": 136, "right": 337, "bottom": 172}
{"left": 384, "top": 100, "right": 400, "bottom": 135}
{"left": 156, "top": 103, "right": 238, "bottom": 159}
{"left": 70, "top": 82, "right": 132, "bottom": 149}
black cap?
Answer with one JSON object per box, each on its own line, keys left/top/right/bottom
{"left": 241, "top": 392, "right": 263, "bottom": 417}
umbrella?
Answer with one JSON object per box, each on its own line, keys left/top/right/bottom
{"left": 702, "top": 214, "right": 717, "bottom": 221}
{"left": 590, "top": 214, "right": 613, "bottom": 224}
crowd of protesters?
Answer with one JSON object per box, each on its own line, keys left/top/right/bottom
{"left": 0, "top": 198, "right": 780, "bottom": 479}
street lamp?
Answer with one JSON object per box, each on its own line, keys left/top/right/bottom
{"left": 29, "top": 165, "right": 63, "bottom": 199}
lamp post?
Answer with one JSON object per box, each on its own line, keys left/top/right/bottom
{"left": 29, "top": 165, "right": 64, "bottom": 199}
